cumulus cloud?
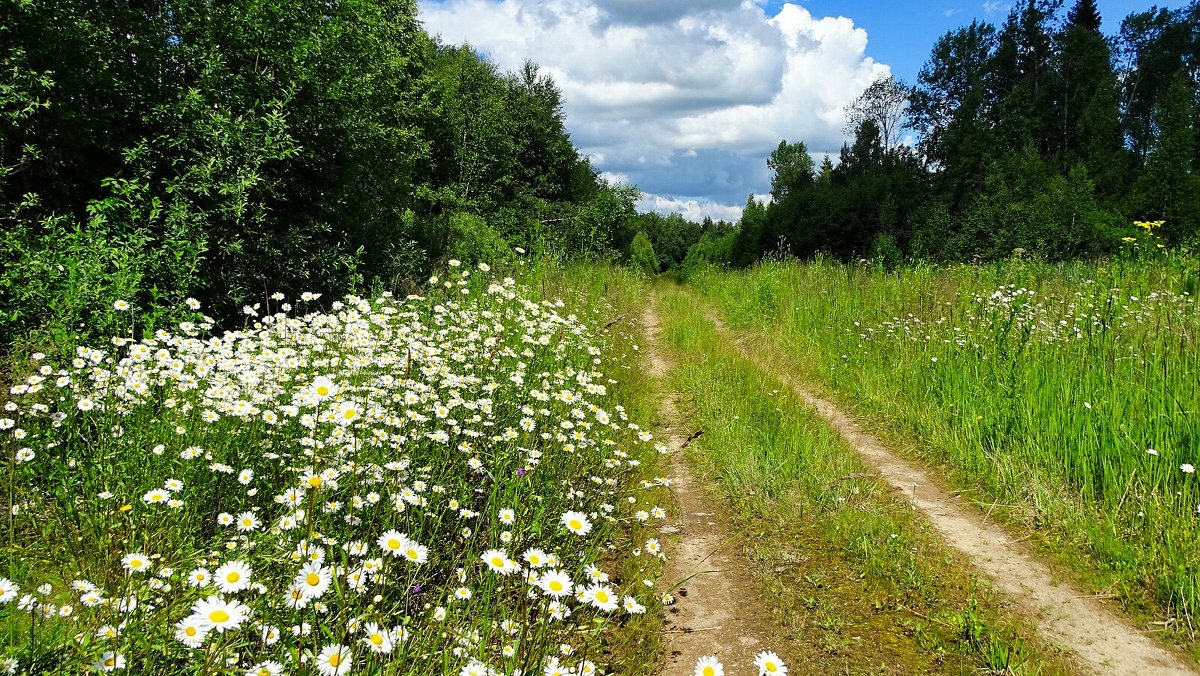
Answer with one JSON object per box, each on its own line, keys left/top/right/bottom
{"left": 418, "top": 0, "right": 888, "bottom": 221}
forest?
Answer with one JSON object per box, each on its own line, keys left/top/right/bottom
{"left": 3, "top": 0, "right": 1200, "bottom": 342}
{"left": 659, "top": 0, "right": 1200, "bottom": 271}
{"left": 0, "top": 0, "right": 637, "bottom": 347}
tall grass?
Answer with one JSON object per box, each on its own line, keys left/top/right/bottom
{"left": 687, "top": 253, "right": 1200, "bottom": 626}
{"left": 0, "top": 262, "right": 666, "bottom": 674}
{"left": 654, "top": 286, "right": 1059, "bottom": 674}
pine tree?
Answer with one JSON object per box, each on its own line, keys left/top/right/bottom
{"left": 1066, "top": 0, "right": 1101, "bottom": 32}
{"left": 1059, "top": 0, "right": 1126, "bottom": 199}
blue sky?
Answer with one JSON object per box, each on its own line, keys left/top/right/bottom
{"left": 772, "top": 1, "right": 1187, "bottom": 83}
{"left": 419, "top": 1, "right": 1186, "bottom": 222}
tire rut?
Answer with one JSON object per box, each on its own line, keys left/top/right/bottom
{"left": 642, "top": 295, "right": 782, "bottom": 675}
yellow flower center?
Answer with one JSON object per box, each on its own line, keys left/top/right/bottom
{"left": 568, "top": 519, "right": 581, "bottom": 530}
{"left": 209, "top": 610, "right": 229, "bottom": 623}
{"left": 549, "top": 580, "right": 563, "bottom": 592}
{"left": 328, "top": 653, "right": 341, "bottom": 667}
{"left": 185, "top": 626, "right": 197, "bottom": 637}
{"left": 387, "top": 538, "right": 400, "bottom": 549}
{"left": 105, "top": 658, "right": 116, "bottom": 667}
{"left": 316, "top": 386, "right": 329, "bottom": 397}
{"left": 490, "top": 557, "right": 504, "bottom": 567}
{"left": 703, "top": 667, "right": 715, "bottom": 676}
{"left": 595, "top": 591, "right": 608, "bottom": 602}
{"left": 306, "top": 573, "right": 321, "bottom": 586}
{"left": 766, "top": 664, "right": 778, "bottom": 673}
{"left": 370, "top": 633, "right": 383, "bottom": 645}
{"left": 308, "top": 476, "right": 322, "bottom": 488}
{"left": 226, "top": 572, "right": 240, "bottom": 583}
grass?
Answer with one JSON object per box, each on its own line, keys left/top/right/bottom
{"left": 652, "top": 283, "right": 1071, "bottom": 674}
{"left": 685, "top": 252, "right": 1200, "bottom": 652}
{"left": 0, "top": 261, "right": 666, "bottom": 675}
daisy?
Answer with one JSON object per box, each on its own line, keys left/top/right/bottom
{"left": 121, "top": 553, "right": 151, "bottom": 574}
{"left": 586, "top": 584, "right": 619, "bottom": 612}
{"left": 0, "top": 578, "right": 18, "bottom": 604}
{"left": 561, "top": 511, "right": 591, "bottom": 535}
{"left": 245, "top": 661, "right": 284, "bottom": 676}
{"left": 498, "top": 508, "right": 516, "bottom": 525}
{"left": 187, "top": 567, "right": 211, "bottom": 587}
{"left": 191, "top": 595, "right": 249, "bottom": 633}
{"left": 236, "top": 512, "right": 260, "bottom": 532}
{"left": 214, "top": 560, "right": 252, "bottom": 594}
{"left": 402, "top": 539, "right": 428, "bottom": 565}
{"left": 538, "top": 570, "right": 573, "bottom": 598}
{"left": 481, "top": 548, "right": 517, "bottom": 575}
{"left": 92, "top": 651, "right": 125, "bottom": 672}
{"left": 315, "top": 643, "right": 352, "bottom": 676}
{"left": 361, "top": 622, "right": 393, "bottom": 654}
{"left": 694, "top": 656, "right": 724, "bottom": 676}
{"left": 174, "top": 616, "right": 209, "bottom": 648}
{"left": 377, "top": 530, "right": 407, "bottom": 557}
{"left": 523, "top": 549, "right": 549, "bottom": 568}
{"left": 295, "top": 562, "right": 332, "bottom": 599}
{"left": 310, "top": 376, "right": 337, "bottom": 401}
{"left": 753, "top": 650, "right": 788, "bottom": 675}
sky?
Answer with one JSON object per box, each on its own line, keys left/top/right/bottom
{"left": 417, "top": 0, "right": 1187, "bottom": 222}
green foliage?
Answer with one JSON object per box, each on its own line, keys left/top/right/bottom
{"left": 446, "top": 212, "right": 514, "bottom": 266}
{"left": 0, "top": 0, "right": 618, "bottom": 351}
{"left": 725, "top": 0, "right": 1200, "bottom": 267}
{"left": 627, "top": 231, "right": 659, "bottom": 276}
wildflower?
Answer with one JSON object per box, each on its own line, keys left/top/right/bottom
{"left": 561, "top": 510, "right": 592, "bottom": 535}
{"left": 191, "top": 595, "right": 249, "bottom": 633}
{"left": 1183, "top": 464, "right": 1195, "bottom": 474}
{"left": 235, "top": 512, "right": 260, "bottom": 532}
{"left": 112, "top": 300, "right": 130, "bottom": 311}
{"left": 523, "top": 548, "right": 549, "bottom": 568}
{"left": 121, "top": 553, "right": 151, "bottom": 574}
{"left": 0, "top": 578, "right": 18, "bottom": 604}
{"left": 245, "top": 661, "right": 284, "bottom": 676}
{"left": 539, "top": 570, "right": 573, "bottom": 598}
{"left": 753, "top": 650, "right": 788, "bottom": 675}
{"left": 377, "top": 530, "right": 407, "bottom": 557}
{"left": 187, "top": 568, "right": 211, "bottom": 587}
{"left": 92, "top": 651, "right": 125, "bottom": 672}
{"left": 295, "top": 562, "right": 332, "bottom": 599}
{"left": 174, "top": 616, "right": 209, "bottom": 648}
{"left": 336, "top": 401, "right": 360, "bottom": 425}
{"left": 361, "top": 622, "right": 393, "bottom": 654}
{"left": 695, "top": 656, "right": 724, "bottom": 676}
{"left": 585, "top": 583, "right": 619, "bottom": 612}
{"left": 498, "top": 508, "right": 516, "bottom": 525}
{"left": 214, "top": 561, "right": 252, "bottom": 594}
{"left": 623, "top": 595, "right": 646, "bottom": 614}
{"left": 315, "top": 643, "right": 353, "bottom": 676}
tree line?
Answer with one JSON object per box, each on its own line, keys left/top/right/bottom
{"left": 0, "top": 0, "right": 636, "bottom": 347}
{"left": 663, "top": 0, "right": 1200, "bottom": 271}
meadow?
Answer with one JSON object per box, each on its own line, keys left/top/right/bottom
{"left": 0, "top": 262, "right": 669, "bottom": 675}
{"left": 686, "top": 249, "right": 1200, "bottom": 642}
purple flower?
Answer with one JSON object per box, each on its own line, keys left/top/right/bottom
{"left": 516, "top": 467, "right": 526, "bottom": 477}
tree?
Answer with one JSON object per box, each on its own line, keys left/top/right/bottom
{"left": 628, "top": 231, "right": 659, "bottom": 275}
{"left": 909, "top": 21, "right": 998, "bottom": 208}
{"left": 1128, "top": 72, "right": 1199, "bottom": 242}
{"left": 767, "top": 140, "right": 814, "bottom": 201}
{"left": 844, "top": 74, "right": 910, "bottom": 150}
{"left": 1067, "top": 0, "right": 1101, "bottom": 32}
{"left": 1059, "top": 0, "right": 1126, "bottom": 198}
{"left": 989, "top": 0, "right": 1065, "bottom": 157}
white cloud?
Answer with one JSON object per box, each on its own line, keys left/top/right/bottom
{"left": 418, "top": 0, "right": 888, "bottom": 215}
{"left": 637, "top": 194, "right": 745, "bottom": 223}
